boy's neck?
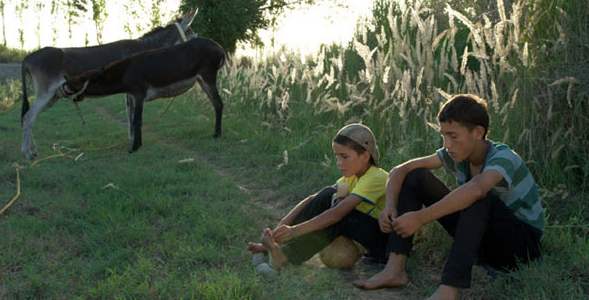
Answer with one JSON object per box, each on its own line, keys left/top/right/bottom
{"left": 468, "top": 140, "right": 489, "bottom": 166}
{"left": 355, "top": 165, "right": 372, "bottom": 177}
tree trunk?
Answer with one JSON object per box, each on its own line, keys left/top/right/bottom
{"left": 0, "top": 1, "right": 6, "bottom": 47}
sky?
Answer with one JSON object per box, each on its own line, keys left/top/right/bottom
{"left": 1, "top": 0, "right": 372, "bottom": 56}
{"left": 253, "top": 1, "right": 373, "bottom": 55}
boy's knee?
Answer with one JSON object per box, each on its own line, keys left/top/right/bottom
{"left": 404, "top": 168, "right": 430, "bottom": 187}
{"left": 313, "top": 186, "right": 337, "bottom": 205}
{"left": 461, "top": 195, "right": 493, "bottom": 216}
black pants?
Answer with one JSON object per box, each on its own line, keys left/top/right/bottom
{"left": 389, "top": 168, "right": 543, "bottom": 288}
{"left": 281, "top": 186, "right": 389, "bottom": 265}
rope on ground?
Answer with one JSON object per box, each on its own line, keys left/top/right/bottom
{"left": 0, "top": 164, "right": 22, "bottom": 216}
{"left": 157, "top": 96, "right": 180, "bottom": 122}
{"left": 30, "top": 144, "right": 71, "bottom": 167}
{"left": 30, "top": 153, "right": 67, "bottom": 167}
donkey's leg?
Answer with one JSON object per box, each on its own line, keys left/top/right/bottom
{"left": 196, "top": 73, "right": 223, "bottom": 138}
{"left": 129, "top": 94, "right": 145, "bottom": 153}
{"left": 126, "top": 94, "right": 136, "bottom": 141}
{"left": 21, "top": 91, "right": 58, "bottom": 160}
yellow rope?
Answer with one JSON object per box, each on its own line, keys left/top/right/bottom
{"left": 30, "top": 153, "right": 67, "bottom": 167}
{"left": 0, "top": 166, "right": 22, "bottom": 216}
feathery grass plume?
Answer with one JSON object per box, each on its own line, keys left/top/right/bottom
{"left": 0, "top": 79, "right": 21, "bottom": 112}
{"left": 446, "top": 4, "right": 484, "bottom": 48}
{"left": 497, "top": 0, "right": 507, "bottom": 22}
{"left": 548, "top": 77, "right": 579, "bottom": 109}
{"left": 383, "top": 65, "right": 391, "bottom": 85}
{"left": 483, "top": 15, "right": 496, "bottom": 49}
{"left": 216, "top": 0, "right": 587, "bottom": 190}
{"left": 490, "top": 81, "right": 500, "bottom": 112}
{"left": 509, "top": 88, "right": 519, "bottom": 109}
{"left": 511, "top": 0, "right": 523, "bottom": 43}
{"left": 460, "top": 45, "right": 469, "bottom": 75}
{"left": 521, "top": 42, "right": 529, "bottom": 66}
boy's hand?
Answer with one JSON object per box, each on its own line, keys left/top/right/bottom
{"left": 378, "top": 208, "right": 397, "bottom": 233}
{"left": 273, "top": 225, "right": 296, "bottom": 243}
{"left": 391, "top": 211, "right": 424, "bottom": 238}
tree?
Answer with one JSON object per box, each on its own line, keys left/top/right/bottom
{"left": 0, "top": 0, "right": 6, "bottom": 46}
{"left": 180, "top": 0, "right": 315, "bottom": 54}
{"left": 90, "top": 0, "right": 107, "bottom": 44}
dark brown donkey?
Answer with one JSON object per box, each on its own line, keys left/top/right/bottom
{"left": 62, "top": 37, "right": 226, "bottom": 153}
{"left": 20, "top": 10, "right": 198, "bottom": 160}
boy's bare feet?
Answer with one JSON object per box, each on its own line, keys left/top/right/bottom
{"left": 247, "top": 242, "right": 267, "bottom": 254}
{"left": 426, "top": 285, "right": 460, "bottom": 300}
{"left": 261, "top": 228, "right": 288, "bottom": 269}
{"left": 353, "top": 252, "right": 409, "bottom": 290}
{"left": 353, "top": 269, "right": 409, "bottom": 289}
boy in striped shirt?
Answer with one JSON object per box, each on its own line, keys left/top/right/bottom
{"left": 354, "top": 94, "right": 544, "bottom": 300}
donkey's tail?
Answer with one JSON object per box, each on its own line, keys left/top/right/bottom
{"left": 21, "top": 62, "right": 29, "bottom": 126}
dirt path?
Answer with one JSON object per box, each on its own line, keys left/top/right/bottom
{"left": 93, "top": 104, "right": 410, "bottom": 300}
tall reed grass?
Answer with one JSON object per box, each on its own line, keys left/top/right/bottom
{"left": 221, "top": 0, "right": 589, "bottom": 193}
{"left": 0, "top": 79, "right": 21, "bottom": 112}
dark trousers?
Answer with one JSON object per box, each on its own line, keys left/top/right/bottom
{"left": 389, "top": 168, "right": 543, "bottom": 288}
{"left": 281, "top": 186, "right": 389, "bottom": 265}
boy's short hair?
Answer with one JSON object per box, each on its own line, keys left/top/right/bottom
{"left": 438, "top": 94, "right": 489, "bottom": 138}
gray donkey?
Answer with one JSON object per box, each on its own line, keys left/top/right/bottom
{"left": 20, "top": 10, "right": 198, "bottom": 160}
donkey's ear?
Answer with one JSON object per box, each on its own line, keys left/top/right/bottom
{"left": 181, "top": 8, "right": 198, "bottom": 28}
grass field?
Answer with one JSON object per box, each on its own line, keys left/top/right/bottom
{"left": 0, "top": 87, "right": 587, "bottom": 298}
{"left": 1, "top": 0, "right": 588, "bottom": 298}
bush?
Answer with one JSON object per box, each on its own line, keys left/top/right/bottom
{"left": 0, "top": 45, "right": 27, "bottom": 63}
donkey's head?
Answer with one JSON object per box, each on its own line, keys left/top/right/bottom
{"left": 139, "top": 9, "right": 198, "bottom": 47}
{"left": 62, "top": 68, "right": 104, "bottom": 100}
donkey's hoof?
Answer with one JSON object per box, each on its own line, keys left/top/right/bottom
{"left": 22, "top": 146, "right": 38, "bottom": 161}
{"left": 24, "top": 151, "right": 38, "bottom": 161}
{"left": 128, "top": 143, "right": 142, "bottom": 153}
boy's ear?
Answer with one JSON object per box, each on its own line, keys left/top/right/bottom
{"left": 473, "top": 125, "right": 486, "bottom": 140}
{"left": 362, "top": 150, "right": 372, "bottom": 163}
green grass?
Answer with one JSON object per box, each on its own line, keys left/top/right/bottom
{"left": 1, "top": 86, "right": 586, "bottom": 298}
{"left": 0, "top": 94, "right": 383, "bottom": 299}
{"left": 1, "top": 0, "right": 587, "bottom": 298}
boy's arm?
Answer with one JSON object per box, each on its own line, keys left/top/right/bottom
{"left": 273, "top": 195, "right": 362, "bottom": 243}
{"left": 380, "top": 154, "right": 442, "bottom": 232}
{"left": 392, "top": 169, "right": 504, "bottom": 237}
{"left": 277, "top": 193, "right": 317, "bottom": 227}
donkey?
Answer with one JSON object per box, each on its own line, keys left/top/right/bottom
{"left": 20, "top": 10, "right": 198, "bottom": 160}
{"left": 62, "top": 37, "right": 226, "bottom": 153}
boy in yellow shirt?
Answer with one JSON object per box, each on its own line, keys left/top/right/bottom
{"left": 247, "top": 123, "right": 390, "bottom": 269}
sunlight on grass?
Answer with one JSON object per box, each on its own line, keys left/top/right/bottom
{"left": 0, "top": 0, "right": 587, "bottom": 298}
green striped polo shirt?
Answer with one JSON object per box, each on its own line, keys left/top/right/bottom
{"left": 436, "top": 141, "right": 544, "bottom": 231}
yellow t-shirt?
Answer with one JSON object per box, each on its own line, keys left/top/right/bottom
{"left": 336, "top": 166, "right": 388, "bottom": 219}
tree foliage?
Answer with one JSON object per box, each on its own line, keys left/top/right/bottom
{"left": 180, "top": 0, "right": 315, "bottom": 54}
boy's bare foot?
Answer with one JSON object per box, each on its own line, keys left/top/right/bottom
{"left": 247, "top": 242, "right": 267, "bottom": 254}
{"left": 426, "top": 285, "right": 460, "bottom": 300}
{"left": 353, "top": 269, "right": 409, "bottom": 290}
{"left": 354, "top": 253, "right": 409, "bottom": 290}
{"left": 261, "top": 228, "right": 288, "bottom": 269}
